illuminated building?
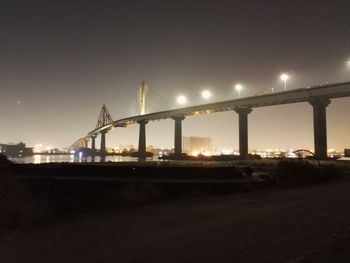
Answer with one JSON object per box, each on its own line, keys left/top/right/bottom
{"left": 182, "top": 136, "right": 213, "bottom": 156}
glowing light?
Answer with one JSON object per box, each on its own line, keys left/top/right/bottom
{"left": 235, "top": 84, "right": 242, "bottom": 91}
{"left": 287, "top": 152, "right": 298, "bottom": 158}
{"left": 176, "top": 95, "right": 188, "bottom": 105}
{"left": 280, "top": 73, "right": 289, "bottom": 81}
{"left": 202, "top": 151, "right": 212, "bottom": 156}
{"left": 235, "top": 84, "right": 243, "bottom": 98}
{"left": 201, "top": 90, "right": 212, "bottom": 99}
{"left": 191, "top": 151, "right": 200, "bottom": 156}
{"left": 280, "top": 73, "right": 289, "bottom": 91}
{"left": 34, "top": 155, "right": 41, "bottom": 164}
{"left": 221, "top": 148, "right": 233, "bottom": 155}
{"left": 34, "top": 144, "right": 42, "bottom": 153}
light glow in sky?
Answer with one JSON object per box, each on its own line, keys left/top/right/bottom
{"left": 176, "top": 95, "right": 188, "bottom": 105}
{"left": 0, "top": 1, "right": 349, "bottom": 151}
{"left": 201, "top": 90, "right": 212, "bottom": 100}
{"left": 280, "top": 74, "right": 289, "bottom": 81}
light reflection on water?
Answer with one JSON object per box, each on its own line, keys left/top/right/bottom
{"left": 9, "top": 155, "right": 155, "bottom": 164}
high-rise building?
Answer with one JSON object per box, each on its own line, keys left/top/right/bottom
{"left": 182, "top": 136, "right": 213, "bottom": 155}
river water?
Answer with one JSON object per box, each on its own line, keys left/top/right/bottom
{"left": 9, "top": 155, "right": 350, "bottom": 164}
{"left": 9, "top": 155, "right": 156, "bottom": 164}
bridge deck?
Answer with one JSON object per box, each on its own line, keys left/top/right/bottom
{"left": 72, "top": 81, "right": 350, "bottom": 148}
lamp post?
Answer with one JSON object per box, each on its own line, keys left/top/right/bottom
{"left": 280, "top": 73, "right": 289, "bottom": 91}
{"left": 235, "top": 84, "right": 243, "bottom": 98}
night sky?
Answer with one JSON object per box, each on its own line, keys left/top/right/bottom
{"left": 1, "top": 0, "right": 350, "bottom": 151}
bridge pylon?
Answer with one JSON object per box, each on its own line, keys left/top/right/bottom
{"left": 96, "top": 104, "right": 113, "bottom": 129}
{"left": 139, "top": 81, "right": 148, "bottom": 115}
{"left": 95, "top": 104, "right": 113, "bottom": 155}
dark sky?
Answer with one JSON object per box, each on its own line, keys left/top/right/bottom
{"left": 1, "top": 0, "right": 350, "bottom": 151}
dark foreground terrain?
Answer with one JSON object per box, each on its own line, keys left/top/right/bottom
{"left": 1, "top": 175, "right": 350, "bottom": 263}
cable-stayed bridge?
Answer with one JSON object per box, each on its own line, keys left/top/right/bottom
{"left": 70, "top": 81, "right": 350, "bottom": 160}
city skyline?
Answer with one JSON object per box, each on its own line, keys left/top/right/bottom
{"left": 1, "top": 1, "right": 350, "bottom": 150}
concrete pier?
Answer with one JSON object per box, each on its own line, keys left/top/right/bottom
{"left": 172, "top": 115, "right": 185, "bottom": 157}
{"left": 309, "top": 97, "right": 331, "bottom": 160}
{"left": 91, "top": 135, "right": 97, "bottom": 150}
{"left": 83, "top": 139, "right": 89, "bottom": 149}
{"left": 137, "top": 120, "right": 148, "bottom": 157}
{"left": 100, "top": 130, "right": 107, "bottom": 155}
{"left": 234, "top": 107, "right": 252, "bottom": 159}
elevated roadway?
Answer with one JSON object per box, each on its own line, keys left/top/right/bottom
{"left": 72, "top": 81, "right": 350, "bottom": 159}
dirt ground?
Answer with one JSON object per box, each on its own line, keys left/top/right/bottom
{"left": 1, "top": 177, "right": 350, "bottom": 263}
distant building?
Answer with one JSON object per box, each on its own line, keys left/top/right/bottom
{"left": 114, "top": 144, "right": 136, "bottom": 153}
{"left": 0, "top": 142, "right": 33, "bottom": 157}
{"left": 182, "top": 136, "right": 213, "bottom": 155}
{"left": 345, "top": 149, "right": 350, "bottom": 157}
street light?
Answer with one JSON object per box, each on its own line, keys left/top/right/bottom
{"left": 280, "top": 73, "right": 289, "bottom": 91}
{"left": 235, "top": 84, "right": 243, "bottom": 98}
{"left": 176, "top": 95, "right": 188, "bottom": 105}
{"left": 201, "top": 90, "right": 212, "bottom": 100}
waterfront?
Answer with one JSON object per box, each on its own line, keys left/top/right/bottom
{"left": 8, "top": 155, "right": 155, "bottom": 164}
{"left": 8, "top": 155, "right": 350, "bottom": 164}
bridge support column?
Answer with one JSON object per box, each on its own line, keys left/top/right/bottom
{"left": 234, "top": 107, "right": 252, "bottom": 159}
{"left": 91, "top": 135, "right": 97, "bottom": 150}
{"left": 83, "top": 139, "right": 89, "bottom": 149}
{"left": 100, "top": 130, "right": 107, "bottom": 155}
{"left": 309, "top": 97, "right": 331, "bottom": 160}
{"left": 137, "top": 120, "right": 148, "bottom": 157}
{"left": 172, "top": 115, "right": 185, "bottom": 157}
